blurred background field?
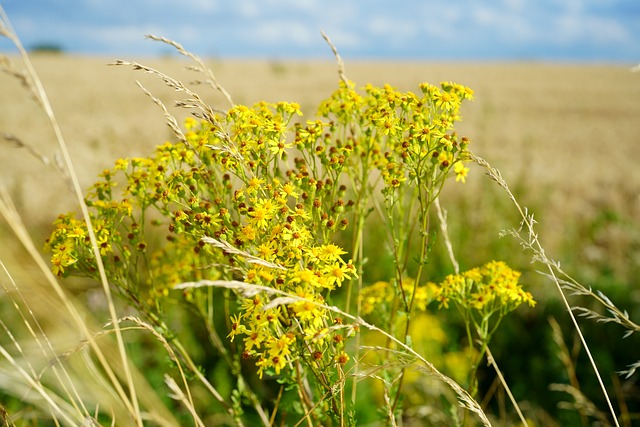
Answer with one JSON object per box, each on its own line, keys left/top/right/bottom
{"left": 1, "top": 54, "right": 640, "bottom": 423}
{"left": 2, "top": 55, "right": 639, "bottom": 278}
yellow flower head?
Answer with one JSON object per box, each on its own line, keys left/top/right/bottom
{"left": 454, "top": 161, "right": 470, "bottom": 183}
{"left": 437, "top": 261, "right": 536, "bottom": 313}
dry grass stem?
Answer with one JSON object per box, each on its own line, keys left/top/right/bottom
{"left": 1, "top": 6, "right": 142, "bottom": 422}
{"left": 471, "top": 152, "right": 622, "bottom": 427}
{"left": 135, "top": 81, "right": 186, "bottom": 143}
{"left": 0, "top": 55, "right": 39, "bottom": 105}
{"left": 201, "top": 236, "right": 286, "bottom": 270}
{"left": 550, "top": 383, "right": 612, "bottom": 426}
{"left": 549, "top": 317, "right": 591, "bottom": 425}
{"left": 0, "top": 403, "right": 15, "bottom": 427}
{"left": 485, "top": 346, "right": 528, "bottom": 426}
{"left": 545, "top": 273, "right": 640, "bottom": 337}
{"left": 1, "top": 132, "right": 50, "bottom": 165}
{"left": 164, "top": 375, "right": 206, "bottom": 427}
{"left": 0, "top": 340, "right": 77, "bottom": 425}
{"left": 435, "top": 197, "right": 460, "bottom": 274}
{"left": 108, "top": 59, "right": 219, "bottom": 125}
{"left": 174, "top": 277, "right": 492, "bottom": 426}
{"left": 0, "top": 185, "right": 135, "bottom": 415}
{"left": 145, "top": 34, "right": 234, "bottom": 107}
{"left": 1, "top": 132, "right": 70, "bottom": 186}
{"left": 321, "top": 31, "right": 348, "bottom": 84}
{"left": 105, "top": 317, "right": 256, "bottom": 425}
{"left": 0, "top": 262, "right": 90, "bottom": 418}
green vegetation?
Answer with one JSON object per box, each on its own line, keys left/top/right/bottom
{"left": 1, "top": 6, "right": 638, "bottom": 426}
{"left": 29, "top": 42, "right": 64, "bottom": 54}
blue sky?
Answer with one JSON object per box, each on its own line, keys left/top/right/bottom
{"left": 1, "top": 0, "right": 639, "bottom": 62}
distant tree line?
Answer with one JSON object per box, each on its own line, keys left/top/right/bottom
{"left": 29, "top": 42, "right": 64, "bottom": 53}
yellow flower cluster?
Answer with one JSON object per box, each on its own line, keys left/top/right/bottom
{"left": 45, "top": 78, "right": 475, "bottom": 383}
{"left": 360, "top": 261, "right": 534, "bottom": 325}
{"left": 316, "top": 80, "right": 474, "bottom": 192}
{"left": 360, "top": 278, "right": 438, "bottom": 316}
{"left": 45, "top": 211, "right": 129, "bottom": 278}
{"left": 220, "top": 176, "right": 357, "bottom": 376}
{"left": 435, "top": 261, "right": 536, "bottom": 313}
{"left": 45, "top": 99, "right": 360, "bottom": 378}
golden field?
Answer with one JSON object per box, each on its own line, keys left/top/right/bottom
{"left": 2, "top": 55, "right": 639, "bottom": 211}
{"left": 1, "top": 54, "right": 639, "bottom": 278}
{"left": 1, "top": 54, "right": 640, "bottom": 425}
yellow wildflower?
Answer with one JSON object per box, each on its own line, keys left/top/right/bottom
{"left": 433, "top": 88, "right": 459, "bottom": 111}
{"left": 227, "top": 314, "right": 248, "bottom": 342}
{"left": 454, "top": 162, "right": 469, "bottom": 183}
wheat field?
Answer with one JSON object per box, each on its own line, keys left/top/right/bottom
{"left": 1, "top": 55, "right": 639, "bottom": 224}
{"left": 1, "top": 53, "right": 640, "bottom": 424}
{"left": 0, "top": 54, "right": 640, "bottom": 284}
{"left": 2, "top": 55, "right": 639, "bottom": 282}
{"left": 1, "top": 55, "right": 639, "bottom": 288}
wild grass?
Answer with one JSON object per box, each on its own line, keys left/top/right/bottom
{"left": 1, "top": 5, "right": 639, "bottom": 426}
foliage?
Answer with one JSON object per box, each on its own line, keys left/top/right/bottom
{"left": 40, "top": 56, "right": 539, "bottom": 424}
{"left": 2, "top": 8, "right": 637, "bottom": 425}
{"left": 28, "top": 42, "right": 64, "bottom": 54}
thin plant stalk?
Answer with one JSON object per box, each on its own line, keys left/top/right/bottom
{"left": 0, "top": 262, "right": 88, "bottom": 419}
{"left": 0, "top": 7, "right": 141, "bottom": 423}
{"left": 471, "top": 152, "right": 621, "bottom": 427}
{"left": 485, "top": 346, "right": 528, "bottom": 426}
{"left": 175, "top": 278, "right": 493, "bottom": 427}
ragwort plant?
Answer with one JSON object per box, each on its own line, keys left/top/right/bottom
{"left": 1, "top": 2, "right": 636, "bottom": 422}
{"left": 40, "top": 36, "right": 539, "bottom": 425}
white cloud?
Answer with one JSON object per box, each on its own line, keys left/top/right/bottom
{"left": 504, "top": 0, "right": 526, "bottom": 12}
{"left": 471, "top": 5, "right": 497, "bottom": 27}
{"left": 322, "top": 27, "right": 362, "bottom": 49}
{"left": 230, "top": 1, "right": 363, "bottom": 51}
{"left": 367, "top": 16, "right": 418, "bottom": 41}
{"left": 187, "top": 0, "right": 220, "bottom": 14}
{"left": 232, "top": 0, "right": 324, "bottom": 20}
{"left": 91, "top": 24, "right": 163, "bottom": 46}
{"left": 268, "top": 0, "right": 322, "bottom": 15}
{"left": 556, "top": 14, "right": 631, "bottom": 46}
{"left": 11, "top": 15, "right": 38, "bottom": 35}
{"left": 416, "top": 6, "right": 463, "bottom": 44}
{"left": 468, "top": 4, "right": 537, "bottom": 44}
{"left": 249, "top": 20, "right": 318, "bottom": 48}
{"left": 235, "top": 1, "right": 261, "bottom": 19}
